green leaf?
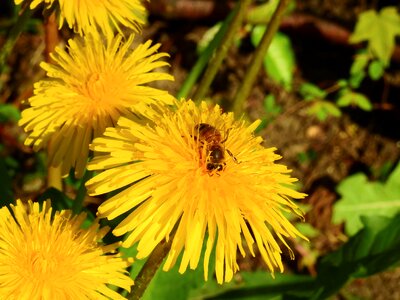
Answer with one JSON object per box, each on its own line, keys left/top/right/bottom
{"left": 246, "top": 0, "right": 296, "bottom": 24}
{"left": 348, "top": 70, "right": 366, "bottom": 88}
{"left": 158, "top": 216, "right": 400, "bottom": 300}
{"left": 120, "top": 243, "right": 145, "bottom": 286}
{"left": 349, "top": 7, "right": 400, "bottom": 65}
{"left": 368, "top": 59, "right": 385, "bottom": 80}
{"left": 336, "top": 90, "right": 352, "bottom": 107}
{"left": 296, "top": 223, "right": 319, "bottom": 239}
{"left": 354, "top": 93, "right": 373, "bottom": 111}
{"left": 333, "top": 163, "right": 400, "bottom": 236}
{"left": 0, "top": 157, "right": 13, "bottom": 207}
{"left": 263, "top": 94, "right": 282, "bottom": 115}
{"left": 37, "top": 188, "right": 94, "bottom": 225}
{"left": 0, "top": 104, "right": 20, "bottom": 122}
{"left": 307, "top": 101, "right": 341, "bottom": 121}
{"left": 310, "top": 214, "right": 400, "bottom": 299}
{"left": 37, "top": 187, "right": 74, "bottom": 211}
{"left": 350, "top": 52, "right": 370, "bottom": 75}
{"left": 251, "top": 28, "right": 295, "bottom": 90}
{"left": 297, "top": 150, "right": 317, "bottom": 164}
{"left": 197, "top": 22, "right": 222, "bottom": 54}
{"left": 191, "top": 272, "right": 316, "bottom": 300}
{"left": 142, "top": 260, "right": 207, "bottom": 300}
{"left": 141, "top": 241, "right": 215, "bottom": 300}
{"left": 299, "top": 83, "right": 327, "bottom": 100}
{"left": 336, "top": 91, "right": 372, "bottom": 111}
{"left": 348, "top": 51, "right": 369, "bottom": 88}
{"left": 246, "top": 0, "right": 279, "bottom": 24}
{"left": 336, "top": 79, "right": 348, "bottom": 88}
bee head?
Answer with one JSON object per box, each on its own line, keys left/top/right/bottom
{"left": 206, "top": 163, "right": 225, "bottom": 172}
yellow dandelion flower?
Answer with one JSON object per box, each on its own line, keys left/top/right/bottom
{"left": 15, "top": 0, "right": 146, "bottom": 37}
{"left": 0, "top": 200, "right": 133, "bottom": 299}
{"left": 19, "top": 32, "right": 174, "bottom": 178}
{"left": 86, "top": 99, "right": 307, "bottom": 284}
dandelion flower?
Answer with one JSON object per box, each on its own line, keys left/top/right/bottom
{"left": 86, "top": 99, "right": 307, "bottom": 284}
{"left": 19, "top": 32, "right": 174, "bottom": 178}
{"left": 15, "top": 0, "right": 146, "bottom": 37}
{"left": 0, "top": 200, "right": 133, "bottom": 299}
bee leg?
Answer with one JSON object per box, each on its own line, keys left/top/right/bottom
{"left": 221, "top": 127, "right": 232, "bottom": 144}
{"left": 227, "top": 149, "right": 241, "bottom": 164}
{"left": 208, "top": 171, "right": 221, "bottom": 177}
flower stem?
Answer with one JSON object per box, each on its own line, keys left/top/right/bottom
{"left": 0, "top": 4, "right": 32, "bottom": 90}
{"left": 192, "top": 0, "right": 251, "bottom": 102}
{"left": 232, "top": 0, "right": 290, "bottom": 117}
{"left": 128, "top": 236, "right": 174, "bottom": 300}
{"left": 176, "top": 8, "right": 235, "bottom": 100}
{"left": 44, "top": 13, "right": 59, "bottom": 62}
{"left": 72, "top": 170, "right": 93, "bottom": 214}
{"left": 44, "top": 13, "right": 62, "bottom": 189}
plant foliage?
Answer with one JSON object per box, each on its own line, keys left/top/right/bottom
{"left": 333, "top": 163, "right": 400, "bottom": 236}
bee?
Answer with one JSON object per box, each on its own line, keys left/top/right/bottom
{"left": 193, "top": 123, "right": 238, "bottom": 174}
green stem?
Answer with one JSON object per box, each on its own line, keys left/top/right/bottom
{"left": 128, "top": 236, "right": 174, "bottom": 300}
{"left": 192, "top": 0, "right": 252, "bottom": 102}
{"left": 72, "top": 170, "right": 93, "bottom": 214}
{"left": 232, "top": 0, "right": 290, "bottom": 117}
{"left": 176, "top": 8, "right": 236, "bottom": 100}
{"left": 0, "top": 5, "right": 33, "bottom": 78}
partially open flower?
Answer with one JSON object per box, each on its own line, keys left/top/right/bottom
{"left": 87, "top": 99, "right": 307, "bottom": 284}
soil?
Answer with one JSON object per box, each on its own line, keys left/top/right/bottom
{"left": 1, "top": 0, "right": 400, "bottom": 298}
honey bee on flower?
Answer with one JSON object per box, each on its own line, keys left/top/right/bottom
{"left": 193, "top": 122, "right": 239, "bottom": 175}
{"left": 86, "top": 99, "right": 307, "bottom": 284}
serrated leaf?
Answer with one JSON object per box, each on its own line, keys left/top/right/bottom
{"left": 206, "top": 214, "right": 400, "bottom": 300}
{"left": 333, "top": 163, "right": 400, "bottom": 236}
{"left": 368, "top": 59, "right": 385, "bottom": 80}
{"left": 251, "top": 27, "right": 295, "bottom": 90}
{"left": 299, "top": 83, "right": 327, "bottom": 100}
{"left": 349, "top": 7, "right": 400, "bottom": 65}
{"left": 310, "top": 214, "right": 400, "bottom": 299}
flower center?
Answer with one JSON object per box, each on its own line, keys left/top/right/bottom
{"left": 80, "top": 71, "right": 125, "bottom": 106}
{"left": 28, "top": 250, "right": 58, "bottom": 277}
